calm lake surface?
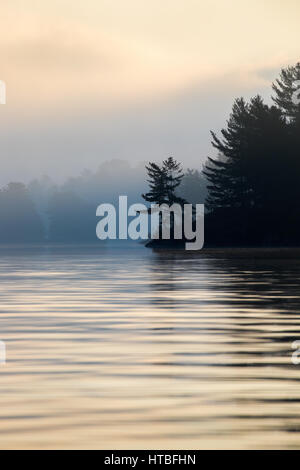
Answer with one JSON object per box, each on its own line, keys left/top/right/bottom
{"left": 0, "top": 244, "right": 300, "bottom": 449}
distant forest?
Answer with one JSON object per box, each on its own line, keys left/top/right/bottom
{"left": 0, "top": 62, "right": 299, "bottom": 246}
{"left": 0, "top": 161, "right": 206, "bottom": 243}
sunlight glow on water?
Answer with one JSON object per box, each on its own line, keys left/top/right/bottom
{"left": 0, "top": 245, "right": 300, "bottom": 449}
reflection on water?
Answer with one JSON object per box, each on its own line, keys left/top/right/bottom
{"left": 0, "top": 244, "right": 300, "bottom": 449}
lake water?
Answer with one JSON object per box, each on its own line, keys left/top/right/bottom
{"left": 0, "top": 244, "right": 300, "bottom": 449}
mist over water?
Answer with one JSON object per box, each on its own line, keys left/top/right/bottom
{"left": 0, "top": 244, "right": 300, "bottom": 449}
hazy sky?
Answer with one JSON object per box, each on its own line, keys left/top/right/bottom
{"left": 0, "top": 0, "right": 299, "bottom": 183}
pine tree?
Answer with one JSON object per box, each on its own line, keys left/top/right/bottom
{"left": 272, "top": 63, "right": 300, "bottom": 213}
{"left": 203, "top": 97, "right": 253, "bottom": 211}
{"left": 163, "top": 157, "right": 185, "bottom": 205}
{"left": 142, "top": 157, "right": 185, "bottom": 206}
{"left": 142, "top": 162, "right": 168, "bottom": 205}
{"left": 204, "top": 96, "right": 290, "bottom": 213}
{"left": 272, "top": 63, "right": 300, "bottom": 120}
{"left": 142, "top": 158, "right": 186, "bottom": 242}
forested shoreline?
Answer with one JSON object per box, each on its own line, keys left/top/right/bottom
{"left": 0, "top": 63, "right": 299, "bottom": 246}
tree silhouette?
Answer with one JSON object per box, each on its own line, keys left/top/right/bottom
{"left": 142, "top": 157, "right": 185, "bottom": 206}
{"left": 142, "top": 157, "right": 186, "bottom": 244}
{"left": 142, "top": 162, "right": 168, "bottom": 205}
{"left": 203, "top": 90, "right": 300, "bottom": 246}
{"left": 204, "top": 96, "right": 289, "bottom": 212}
{"left": 204, "top": 97, "right": 255, "bottom": 212}
{"left": 272, "top": 63, "right": 300, "bottom": 120}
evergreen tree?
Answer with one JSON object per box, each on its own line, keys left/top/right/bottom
{"left": 163, "top": 157, "right": 185, "bottom": 205}
{"left": 203, "top": 97, "right": 253, "bottom": 211}
{"left": 203, "top": 96, "right": 288, "bottom": 213}
{"left": 142, "top": 158, "right": 186, "bottom": 243}
{"left": 203, "top": 94, "right": 296, "bottom": 245}
{"left": 272, "top": 63, "right": 300, "bottom": 120}
{"left": 142, "top": 162, "right": 168, "bottom": 205}
{"left": 142, "top": 157, "right": 185, "bottom": 206}
{"left": 272, "top": 63, "right": 300, "bottom": 214}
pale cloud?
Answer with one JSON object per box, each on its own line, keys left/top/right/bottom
{"left": 1, "top": 0, "right": 299, "bottom": 114}
{"left": 0, "top": 0, "right": 299, "bottom": 181}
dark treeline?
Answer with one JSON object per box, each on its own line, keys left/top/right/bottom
{"left": 204, "top": 62, "right": 300, "bottom": 246}
{"left": 1, "top": 62, "right": 299, "bottom": 246}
